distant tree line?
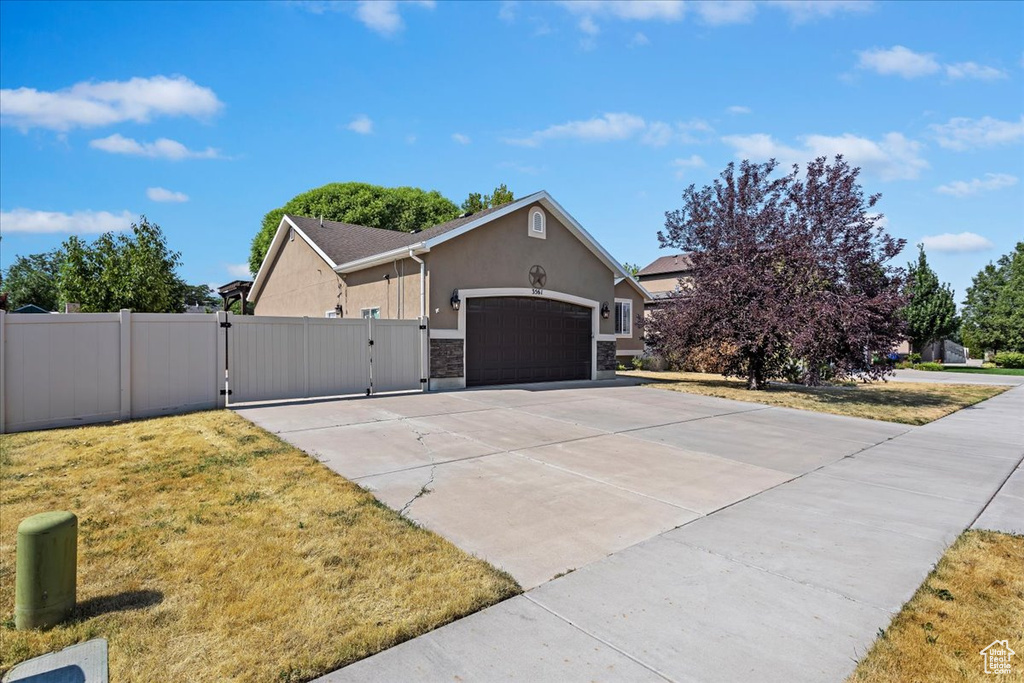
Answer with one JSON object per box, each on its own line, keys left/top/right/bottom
{"left": 1, "top": 217, "right": 215, "bottom": 313}
{"left": 961, "top": 242, "right": 1024, "bottom": 354}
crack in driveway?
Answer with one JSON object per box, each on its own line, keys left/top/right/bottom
{"left": 398, "top": 427, "right": 439, "bottom": 517}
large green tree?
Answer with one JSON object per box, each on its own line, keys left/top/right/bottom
{"left": 461, "top": 183, "right": 515, "bottom": 214}
{"left": 58, "top": 216, "right": 189, "bottom": 313}
{"left": 1, "top": 250, "right": 63, "bottom": 311}
{"left": 621, "top": 262, "right": 641, "bottom": 277}
{"left": 961, "top": 242, "right": 1024, "bottom": 354}
{"left": 249, "top": 182, "right": 460, "bottom": 274}
{"left": 903, "top": 245, "right": 958, "bottom": 352}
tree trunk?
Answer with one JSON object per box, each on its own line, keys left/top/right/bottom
{"left": 746, "top": 354, "right": 768, "bottom": 390}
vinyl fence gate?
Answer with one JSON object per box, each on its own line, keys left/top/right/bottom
{"left": 223, "top": 315, "right": 428, "bottom": 403}
{"left": 0, "top": 311, "right": 428, "bottom": 433}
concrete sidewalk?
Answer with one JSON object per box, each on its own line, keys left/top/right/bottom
{"left": 319, "top": 384, "right": 1024, "bottom": 683}
{"left": 890, "top": 368, "right": 1024, "bottom": 385}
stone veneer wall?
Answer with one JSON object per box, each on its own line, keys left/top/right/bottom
{"left": 597, "top": 340, "right": 617, "bottom": 372}
{"left": 430, "top": 339, "right": 464, "bottom": 378}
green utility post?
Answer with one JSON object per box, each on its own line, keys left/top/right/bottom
{"left": 15, "top": 511, "right": 78, "bottom": 630}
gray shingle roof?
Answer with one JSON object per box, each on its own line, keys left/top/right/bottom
{"left": 637, "top": 253, "right": 693, "bottom": 277}
{"left": 286, "top": 201, "right": 514, "bottom": 267}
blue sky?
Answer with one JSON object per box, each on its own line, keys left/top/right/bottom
{"left": 1, "top": 0, "right": 1022, "bottom": 302}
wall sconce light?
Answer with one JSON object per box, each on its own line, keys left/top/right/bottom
{"left": 600, "top": 302, "right": 611, "bottom": 319}
{"left": 450, "top": 289, "right": 461, "bottom": 311}
{"left": 334, "top": 303, "right": 343, "bottom": 316}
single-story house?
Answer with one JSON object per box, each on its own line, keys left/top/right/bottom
{"left": 636, "top": 253, "right": 693, "bottom": 309}
{"left": 248, "top": 190, "right": 652, "bottom": 389}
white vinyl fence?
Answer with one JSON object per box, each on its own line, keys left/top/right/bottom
{"left": 0, "top": 311, "right": 426, "bottom": 433}
{"left": 225, "top": 316, "right": 425, "bottom": 402}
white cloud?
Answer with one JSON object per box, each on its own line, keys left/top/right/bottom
{"left": 451, "top": 132, "right": 471, "bottom": 145}
{"left": 498, "top": 161, "right": 542, "bottom": 175}
{"left": 505, "top": 112, "right": 646, "bottom": 146}
{"left": 722, "top": 131, "right": 928, "bottom": 181}
{"left": 629, "top": 32, "right": 650, "bottom": 47}
{"left": 767, "top": 0, "right": 872, "bottom": 23}
{"left": 694, "top": 1, "right": 756, "bottom": 25}
{"left": 558, "top": 0, "right": 685, "bottom": 21}
{"left": 930, "top": 116, "right": 1024, "bottom": 151}
{"left": 854, "top": 47, "right": 1006, "bottom": 82}
{"left": 0, "top": 75, "right": 222, "bottom": 132}
{"left": 579, "top": 15, "right": 600, "bottom": 35}
{"left": 146, "top": 187, "right": 189, "bottom": 202}
{"left": 640, "top": 121, "right": 674, "bottom": 146}
{"left": 89, "top": 134, "right": 221, "bottom": 160}
{"left": 945, "top": 61, "right": 1008, "bottom": 81}
{"left": 351, "top": 0, "right": 434, "bottom": 35}
{"left": 504, "top": 113, "right": 710, "bottom": 147}
{"left": 672, "top": 154, "right": 706, "bottom": 178}
{"left": 498, "top": 1, "right": 517, "bottom": 23}
{"left": 727, "top": 105, "right": 752, "bottom": 115}
{"left": 555, "top": 0, "right": 866, "bottom": 35}
{"left": 935, "top": 173, "right": 1018, "bottom": 197}
{"left": 920, "top": 232, "right": 994, "bottom": 253}
{"left": 346, "top": 115, "right": 374, "bottom": 135}
{"left": 226, "top": 263, "right": 253, "bottom": 278}
{"left": 0, "top": 208, "right": 134, "bottom": 234}
{"left": 856, "top": 46, "right": 940, "bottom": 78}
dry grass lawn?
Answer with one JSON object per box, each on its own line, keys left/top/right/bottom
{"left": 849, "top": 530, "right": 1024, "bottom": 682}
{"left": 0, "top": 411, "right": 519, "bottom": 682}
{"left": 622, "top": 371, "right": 1006, "bottom": 425}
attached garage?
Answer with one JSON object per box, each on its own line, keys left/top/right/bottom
{"left": 465, "top": 297, "right": 591, "bottom": 386}
{"left": 247, "top": 190, "right": 654, "bottom": 390}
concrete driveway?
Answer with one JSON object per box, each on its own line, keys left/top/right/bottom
{"left": 235, "top": 379, "right": 910, "bottom": 589}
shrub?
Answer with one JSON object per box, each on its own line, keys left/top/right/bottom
{"left": 895, "top": 361, "right": 915, "bottom": 369}
{"left": 676, "top": 342, "right": 737, "bottom": 374}
{"left": 631, "top": 355, "right": 644, "bottom": 371}
{"left": 907, "top": 352, "right": 922, "bottom": 364}
{"left": 916, "top": 362, "right": 944, "bottom": 371}
{"left": 994, "top": 351, "right": 1024, "bottom": 369}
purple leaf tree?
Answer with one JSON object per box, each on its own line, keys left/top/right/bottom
{"left": 646, "top": 157, "right": 907, "bottom": 389}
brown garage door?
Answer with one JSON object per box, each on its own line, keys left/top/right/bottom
{"left": 466, "top": 297, "right": 592, "bottom": 386}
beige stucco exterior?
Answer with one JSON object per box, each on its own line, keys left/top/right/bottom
{"left": 253, "top": 231, "right": 342, "bottom": 316}
{"left": 340, "top": 258, "right": 423, "bottom": 320}
{"left": 425, "top": 203, "right": 616, "bottom": 336}
{"left": 614, "top": 279, "right": 645, "bottom": 354}
{"left": 250, "top": 200, "right": 648, "bottom": 361}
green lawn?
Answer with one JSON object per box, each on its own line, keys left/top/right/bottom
{"left": 943, "top": 367, "right": 1024, "bottom": 376}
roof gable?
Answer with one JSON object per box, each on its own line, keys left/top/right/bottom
{"left": 250, "top": 190, "right": 632, "bottom": 300}
{"left": 638, "top": 253, "right": 693, "bottom": 277}
{"left": 615, "top": 276, "right": 654, "bottom": 302}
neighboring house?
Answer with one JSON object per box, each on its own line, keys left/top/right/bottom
{"left": 11, "top": 304, "right": 52, "bottom": 314}
{"left": 248, "top": 190, "right": 653, "bottom": 388}
{"left": 895, "top": 338, "right": 969, "bottom": 363}
{"left": 636, "top": 253, "right": 693, "bottom": 308}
